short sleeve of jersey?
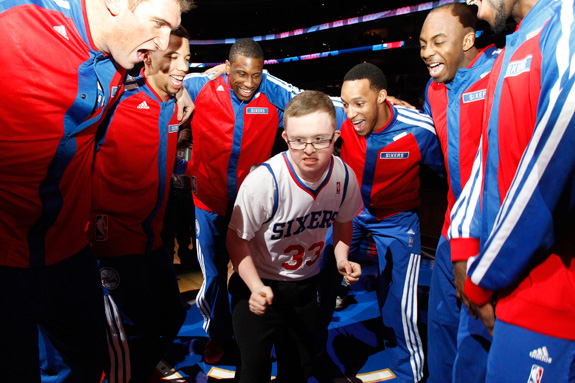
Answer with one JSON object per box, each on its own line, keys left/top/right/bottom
{"left": 228, "top": 165, "right": 276, "bottom": 241}
{"left": 335, "top": 161, "right": 364, "bottom": 222}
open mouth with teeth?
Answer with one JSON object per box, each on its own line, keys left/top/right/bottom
{"left": 238, "top": 88, "right": 254, "bottom": 98}
{"left": 352, "top": 119, "right": 366, "bottom": 133}
{"left": 427, "top": 62, "right": 445, "bottom": 77}
{"left": 170, "top": 75, "right": 184, "bottom": 87}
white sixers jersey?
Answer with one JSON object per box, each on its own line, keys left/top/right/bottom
{"left": 229, "top": 152, "right": 363, "bottom": 281}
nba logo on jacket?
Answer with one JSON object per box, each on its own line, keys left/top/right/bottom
{"left": 527, "top": 364, "right": 544, "bottom": 383}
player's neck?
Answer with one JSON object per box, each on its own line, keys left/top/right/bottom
{"left": 462, "top": 47, "right": 480, "bottom": 69}
{"left": 144, "top": 70, "right": 172, "bottom": 102}
{"left": 513, "top": 0, "right": 538, "bottom": 24}
{"left": 85, "top": 0, "right": 107, "bottom": 53}
{"left": 375, "top": 101, "right": 392, "bottom": 132}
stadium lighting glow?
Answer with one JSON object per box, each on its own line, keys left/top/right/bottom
{"left": 188, "top": 0, "right": 464, "bottom": 45}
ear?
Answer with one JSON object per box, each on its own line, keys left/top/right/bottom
{"left": 332, "top": 129, "right": 341, "bottom": 142}
{"left": 377, "top": 89, "right": 388, "bottom": 105}
{"left": 225, "top": 60, "right": 231, "bottom": 75}
{"left": 281, "top": 130, "right": 288, "bottom": 141}
{"left": 463, "top": 31, "right": 475, "bottom": 52}
{"left": 105, "top": 0, "right": 122, "bottom": 16}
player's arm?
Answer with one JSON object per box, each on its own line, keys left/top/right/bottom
{"left": 203, "top": 63, "right": 226, "bottom": 79}
{"left": 447, "top": 136, "right": 484, "bottom": 310}
{"left": 387, "top": 95, "right": 415, "bottom": 109}
{"left": 182, "top": 72, "right": 212, "bottom": 102}
{"left": 175, "top": 87, "right": 194, "bottom": 123}
{"left": 417, "top": 112, "right": 445, "bottom": 177}
{"left": 227, "top": 166, "right": 277, "bottom": 315}
{"left": 227, "top": 229, "right": 274, "bottom": 315}
{"left": 332, "top": 161, "right": 364, "bottom": 285}
{"left": 332, "top": 220, "right": 361, "bottom": 285}
{"left": 259, "top": 71, "right": 302, "bottom": 110}
{"left": 466, "top": 11, "right": 575, "bottom": 305}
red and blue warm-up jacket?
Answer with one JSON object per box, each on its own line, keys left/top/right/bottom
{"left": 183, "top": 72, "right": 299, "bottom": 216}
{"left": 89, "top": 73, "right": 191, "bottom": 258}
{"left": 340, "top": 102, "right": 444, "bottom": 219}
{"left": 0, "top": 0, "right": 126, "bottom": 268}
{"left": 424, "top": 46, "right": 500, "bottom": 240}
{"left": 449, "top": 0, "right": 575, "bottom": 340}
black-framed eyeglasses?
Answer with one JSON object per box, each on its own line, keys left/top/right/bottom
{"left": 286, "top": 135, "right": 335, "bottom": 150}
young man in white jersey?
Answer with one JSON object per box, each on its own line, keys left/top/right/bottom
{"left": 226, "top": 90, "right": 364, "bottom": 383}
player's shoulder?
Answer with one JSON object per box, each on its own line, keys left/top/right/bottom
{"left": 183, "top": 72, "right": 213, "bottom": 89}
{"left": 393, "top": 105, "right": 436, "bottom": 136}
{"left": 539, "top": 0, "right": 573, "bottom": 47}
{"left": 259, "top": 70, "right": 301, "bottom": 95}
{"left": 3, "top": 0, "right": 73, "bottom": 15}
{"left": 475, "top": 45, "right": 502, "bottom": 68}
{"left": 248, "top": 153, "right": 284, "bottom": 179}
{"left": 184, "top": 72, "right": 213, "bottom": 81}
{"left": 395, "top": 105, "right": 434, "bottom": 125}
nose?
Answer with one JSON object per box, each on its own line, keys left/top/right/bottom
{"left": 303, "top": 142, "right": 317, "bottom": 154}
{"left": 177, "top": 57, "right": 189, "bottom": 72}
{"left": 345, "top": 106, "right": 356, "bottom": 120}
{"left": 421, "top": 45, "right": 433, "bottom": 61}
{"left": 244, "top": 76, "right": 254, "bottom": 88}
{"left": 153, "top": 27, "right": 171, "bottom": 52}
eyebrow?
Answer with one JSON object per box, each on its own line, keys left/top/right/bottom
{"left": 341, "top": 96, "right": 366, "bottom": 103}
{"left": 156, "top": 17, "right": 175, "bottom": 29}
{"left": 420, "top": 31, "right": 449, "bottom": 41}
{"left": 430, "top": 33, "right": 448, "bottom": 41}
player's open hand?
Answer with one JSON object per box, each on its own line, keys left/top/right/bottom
{"left": 337, "top": 260, "right": 362, "bottom": 286}
{"left": 387, "top": 95, "right": 416, "bottom": 109}
{"left": 249, "top": 285, "right": 274, "bottom": 315}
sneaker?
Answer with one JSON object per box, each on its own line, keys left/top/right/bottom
{"left": 204, "top": 338, "right": 225, "bottom": 364}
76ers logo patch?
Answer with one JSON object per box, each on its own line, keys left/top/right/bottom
{"left": 100, "top": 267, "right": 120, "bottom": 290}
{"left": 527, "top": 364, "right": 544, "bottom": 383}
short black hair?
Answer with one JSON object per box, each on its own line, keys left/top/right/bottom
{"left": 229, "top": 38, "right": 264, "bottom": 63}
{"left": 343, "top": 63, "right": 387, "bottom": 91}
{"left": 431, "top": 3, "right": 477, "bottom": 31}
{"left": 172, "top": 25, "right": 191, "bottom": 40}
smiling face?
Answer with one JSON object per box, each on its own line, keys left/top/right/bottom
{"left": 282, "top": 111, "right": 339, "bottom": 183}
{"left": 144, "top": 33, "right": 190, "bottom": 101}
{"left": 420, "top": 8, "right": 474, "bottom": 84}
{"left": 105, "top": 0, "right": 182, "bottom": 70}
{"left": 341, "top": 78, "right": 389, "bottom": 137}
{"left": 225, "top": 55, "right": 264, "bottom": 102}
